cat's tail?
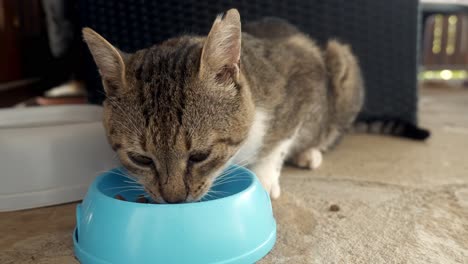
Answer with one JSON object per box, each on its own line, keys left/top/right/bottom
{"left": 325, "top": 40, "right": 430, "bottom": 141}
{"left": 352, "top": 119, "right": 430, "bottom": 140}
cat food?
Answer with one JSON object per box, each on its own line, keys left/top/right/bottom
{"left": 115, "top": 194, "right": 127, "bottom": 201}
{"left": 114, "top": 194, "right": 149, "bottom": 203}
{"left": 136, "top": 195, "right": 149, "bottom": 203}
{"left": 329, "top": 204, "right": 340, "bottom": 212}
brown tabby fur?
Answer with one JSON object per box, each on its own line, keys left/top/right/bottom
{"left": 83, "top": 9, "right": 363, "bottom": 203}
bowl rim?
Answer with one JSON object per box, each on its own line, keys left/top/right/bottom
{"left": 92, "top": 165, "right": 260, "bottom": 208}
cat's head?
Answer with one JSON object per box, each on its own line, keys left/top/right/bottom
{"left": 83, "top": 9, "right": 254, "bottom": 203}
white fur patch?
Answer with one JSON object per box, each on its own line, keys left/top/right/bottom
{"left": 231, "top": 109, "right": 269, "bottom": 165}
{"left": 251, "top": 133, "right": 297, "bottom": 199}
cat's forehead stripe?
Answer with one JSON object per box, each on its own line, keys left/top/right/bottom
{"left": 169, "top": 41, "right": 197, "bottom": 80}
{"left": 130, "top": 40, "right": 203, "bottom": 148}
{"left": 182, "top": 44, "right": 201, "bottom": 81}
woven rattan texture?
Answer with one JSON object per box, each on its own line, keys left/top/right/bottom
{"left": 79, "top": 0, "right": 419, "bottom": 124}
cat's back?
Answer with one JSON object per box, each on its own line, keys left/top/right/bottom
{"left": 243, "top": 17, "right": 325, "bottom": 78}
{"left": 243, "top": 17, "right": 300, "bottom": 39}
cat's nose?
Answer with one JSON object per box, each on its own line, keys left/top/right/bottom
{"left": 162, "top": 192, "right": 186, "bottom": 204}
{"left": 160, "top": 174, "right": 188, "bottom": 203}
{"left": 165, "top": 196, "right": 186, "bottom": 203}
{"left": 160, "top": 187, "right": 187, "bottom": 203}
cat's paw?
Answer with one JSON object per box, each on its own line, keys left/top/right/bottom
{"left": 271, "top": 182, "right": 281, "bottom": 199}
{"left": 258, "top": 175, "right": 281, "bottom": 199}
{"left": 291, "top": 148, "right": 323, "bottom": 170}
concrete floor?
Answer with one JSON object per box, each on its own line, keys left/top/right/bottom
{"left": 1, "top": 86, "right": 467, "bottom": 263}
{"left": 262, "top": 87, "right": 468, "bottom": 263}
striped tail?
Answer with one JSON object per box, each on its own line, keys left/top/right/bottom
{"left": 353, "top": 119, "right": 430, "bottom": 140}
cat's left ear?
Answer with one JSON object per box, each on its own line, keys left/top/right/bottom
{"left": 82, "top": 27, "right": 127, "bottom": 95}
{"left": 200, "top": 9, "right": 241, "bottom": 83}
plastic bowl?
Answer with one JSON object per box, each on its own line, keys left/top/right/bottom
{"left": 74, "top": 165, "right": 276, "bottom": 264}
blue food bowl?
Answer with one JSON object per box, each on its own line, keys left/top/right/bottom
{"left": 74, "top": 165, "right": 276, "bottom": 264}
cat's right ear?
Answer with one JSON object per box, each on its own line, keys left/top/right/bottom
{"left": 200, "top": 9, "right": 241, "bottom": 84}
{"left": 82, "top": 28, "right": 126, "bottom": 95}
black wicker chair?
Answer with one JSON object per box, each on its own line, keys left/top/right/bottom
{"left": 78, "top": 0, "right": 424, "bottom": 135}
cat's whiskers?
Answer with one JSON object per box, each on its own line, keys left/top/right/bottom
{"left": 112, "top": 189, "right": 146, "bottom": 197}
{"left": 201, "top": 192, "right": 215, "bottom": 200}
{"left": 104, "top": 185, "right": 145, "bottom": 191}
{"left": 92, "top": 169, "right": 139, "bottom": 185}
{"left": 114, "top": 168, "right": 139, "bottom": 181}
{"left": 107, "top": 171, "right": 138, "bottom": 182}
{"left": 229, "top": 158, "right": 252, "bottom": 169}
{"left": 211, "top": 174, "right": 252, "bottom": 187}
{"left": 217, "top": 162, "right": 250, "bottom": 178}
{"left": 216, "top": 162, "right": 251, "bottom": 179}
{"left": 206, "top": 190, "right": 229, "bottom": 197}
{"left": 211, "top": 178, "right": 251, "bottom": 188}
{"left": 213, "top": 174, "right": 252, "bottom": 183}
{"left": 217, "top": 151, "right": 259, "bottom": 178}
{"left": 213, "top": 171, "right": 252, "bottom": 182}
{"left": 123, "top": 179, "right": 139, "bottom": 185}
{"left": 106, "top": 170, "right": 128, "bottom": 177}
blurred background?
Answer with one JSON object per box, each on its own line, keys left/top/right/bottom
{"left": 0, "top": 0, "right": 465, "bottom": 112}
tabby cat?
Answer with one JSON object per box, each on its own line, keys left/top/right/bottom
{"left": 82, "top": 9, "right": 364, "bottom": 203}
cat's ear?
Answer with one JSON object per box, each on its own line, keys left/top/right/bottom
{"left": 200, "top": 9, "right": 241, "bottom": 83}
{"left": 82, "top": 27, "right": 126, "bottom": 95}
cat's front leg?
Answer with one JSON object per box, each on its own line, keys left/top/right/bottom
{"left": 250, "top": 138, "right": 295, "bottom": 199}
{"left": 251, "top": 158, "right": 283, "bottom": 199}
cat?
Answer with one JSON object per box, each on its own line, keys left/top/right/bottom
{"left": 82, "top": 9, "right": 364, "bottom": 203}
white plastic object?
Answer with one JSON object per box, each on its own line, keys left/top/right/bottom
{"left": 0, "top": 105, "right": 120, "bottom": 212}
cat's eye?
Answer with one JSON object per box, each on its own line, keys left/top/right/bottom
{"left": 128, "top": 152, "right": 154, "bottom": 167}
{"left": 189, "top": 151, "right": 211, "bottom": 163}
